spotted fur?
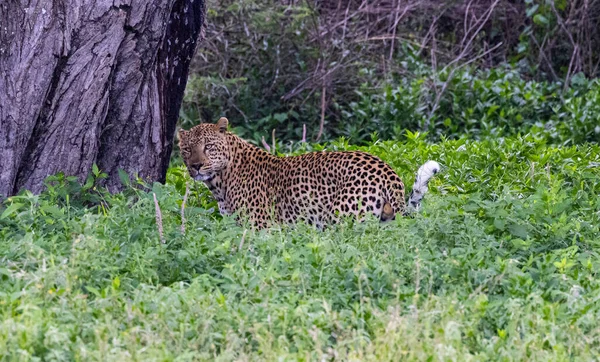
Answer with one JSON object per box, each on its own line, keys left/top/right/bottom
{"left": 178, "top": 117, "right": 439, "bottom": 228}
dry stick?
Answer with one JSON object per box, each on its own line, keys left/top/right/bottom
{"left": 229, "top": 101, "right": 249, "bottom": 123}
{"left": 238, "top": 229, "right": 248, "bottom": 252}
{"left": 425, "top": 48, "right": 488, "bottom": 129}
{"left": 272, "top": 129, "right": 276, "bottom": 154}
{"left": 363, "top": 35, "right": 451, "bottom": 61}
{"left": 181, "top": 182, "right": 190, "bottom": 235}
{"left": 363, "top": 34, "right": 454, "bottom": 50}
{"left": 261, "top": 136, "right": 271, "bottom": 153}
{"left": 448, "top": 0, "right": 500, "bottom": 71}
{"left": 422, "top": 15, "right": 441, "bottom": 71}
{"left": 415, "top": 257, "right": 420, "bottom": 294}
{"left": 425, "top": 0, "right": 500, "bottom": 127}
{"left": 416, "top": 16, "right": 434, "bottom": 58}
{"left": 460, "top": 42, "right": 503, "bottom": 69}
{"left": 316, "top": 86, "right": 326, "bottom": 141}
{"left": 153, "top": 193, "right": 165, "bottom": 244}
{"left": 550, "top": 1, "right": 582, "bottom": 92}
{"left": 461, "top": 0, "right": 475, "bottom": 50}
{"left": 430, "top": 29, "right": 437, "bottom": 71}
{"left": 463, "top": 0, "right": 473, "bottom": 41}
{"left": 550, "top": 2, "right": 578, "bottom": 49}
{"left": 341, "top": 0, "right": 351, "bottom": 41}
{"left": 388, "top": 1, "right": 414, "bottom": 61}
{"left": 563, "top": 45, "right": 580, "bottom": 93}
{"left": 282, "top": 60, "right": 342, "bottom": 102}
{"left": 302, "top": 124, "right": 307, "bottom": 143}
{"left": 529, "top": 33, "right": 559, "bottom": 81}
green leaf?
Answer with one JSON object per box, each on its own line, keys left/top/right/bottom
{"left": 85, "top": 286, "right": 101, "bottom": 297}
{"left": 82, "top": 174, "right": 94, "bottom": 191}
{"left": 1, "top": 203, "right": 24, "bottom": 220}
{"left": 487, "top": 105, "right": 500, "bottom": 116}
{"left": 508, "top": 224, "right": 529, "bottom": 239}
{"left": 92, "top": 163, "right": 100, "bottom": 177}
{"left": 40, "top": 205, "right": 64, "bottom": 218}
{"left": 533, "top": 14, "right": 549, "bottom": 26}
{"left": 526, "top": 4, "right": 539, "bottom": 17}
{"left": 118, "top": 169, "right": 130, "bottom": 186}
{"left": 273, "top": 113, "right": 288, "bottom": 122}
{"left": 493, "top": 218, "right": 506, "bottom": 231}
{"left": 112, "top": 276, "right": 121, "bottom": 290}
{"left": 511, "top": 238, "right": 532, "bottom": 249}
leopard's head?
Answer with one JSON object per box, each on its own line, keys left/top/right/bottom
{"left": 178, "top": 117, "right": 230, "bottom": 182}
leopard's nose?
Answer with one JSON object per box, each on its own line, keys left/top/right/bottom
{"left": 191, "top": 163, "right": 202, "bottom": 173}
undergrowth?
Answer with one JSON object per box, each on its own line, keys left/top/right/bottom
{"left": 1, "top": 133, "right": 600, "bottom": 360}
{"left": 184, "top": 0, "right": 600, "bottom": 145}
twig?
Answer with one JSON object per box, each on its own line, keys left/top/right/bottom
{"left": 261, "top": 136, "right": 271, "bottom": 152}
{"left": 529, "top": 33, "right": 559, "bottom": 81}
{"left": 414, "top": 255, "right": 421, "bottom": 296}
{"left": 529, "top": 162, "right": 535, "bottom": 183}
{"left": 272, "top": 129, "right": 276, "bottom": 154}
{"left": 153, "top": 193, "right": 165, "bottom": 244}
{"left": 181, "top": 182, "right": 190, "bottom": 235}
{"left": 550, "top": 2, "right": 577, "bottom": 49}
{"left": 443, "top": 0, "right": 500, "bottom": 72}
{"left": 282, "top": 60, "right": 342, "bottom": 101}
{"left": 550, "top": 0, "right": 583, "bottom": 89}
{"left": 389, "top": 1, "right": 415, "bottom": 60}
{"left": 302, "top": 124, "right": 307, "bottom": 143}
{"left": 238, "top": 229, "right": 248, "bottom": 251}
{"left": 459, "top": 42, "right": 503, "bottom": 68}
{"left": 425, "top": 1, "right": 501, "bottom": 127}
{"left": 228, "top": 101, "right": 249, "bottom": 123}
{"left": 563, "top": 45, "right": 579, "bottom": 93}
{"left": 462, "top": 0, "right": 475, "bottom": 49}
{"left": 425, "top": 42, "right": 502, "bottom": 129}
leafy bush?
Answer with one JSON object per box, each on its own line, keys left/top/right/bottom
{"left": 341, "top": 64, "right": 600, "bottom": 144}
{"left": 2, "top": 133, "right": 600, "bottom": 359}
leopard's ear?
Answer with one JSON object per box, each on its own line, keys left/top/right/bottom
{"left": 177, "top": 128, "right": 189, "bottom": 143}
{"left": 216, "top": 117, "right": 228, "bottom": 134}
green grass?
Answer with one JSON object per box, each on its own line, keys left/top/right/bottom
{"left": 1, "top": 133, "right": 600, "bottom": 360}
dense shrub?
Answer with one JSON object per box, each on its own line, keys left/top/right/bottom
{"left": 2, "top": 134, "right": 600, "bottom": 359}
{"left": 341, "top": 64, "right": 600, "bottom": 144}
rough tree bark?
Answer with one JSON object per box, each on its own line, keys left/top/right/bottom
{"left": 0, "top": 0, "right": 205, "bottom": 197}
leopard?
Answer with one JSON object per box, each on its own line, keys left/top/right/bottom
{"left": 177, "top": 117, "right": 440, "bottom": 229}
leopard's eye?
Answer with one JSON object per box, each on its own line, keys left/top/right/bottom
{"left": 205, "top": 144, "right": 215, "bottom": 152}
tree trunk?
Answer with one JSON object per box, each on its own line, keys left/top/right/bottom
{"left": 0, "top": 0, "right": 205, "bottom": 197}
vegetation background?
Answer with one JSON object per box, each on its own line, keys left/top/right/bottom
{"left": 2, "top": 0, "right": 600, "bottom": 360}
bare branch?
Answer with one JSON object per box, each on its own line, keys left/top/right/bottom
{"left": 153, "top": 193, "right": 165, "bottom": 244}
{"left": 181, "top": 182, "right": 190, "bottom": 235}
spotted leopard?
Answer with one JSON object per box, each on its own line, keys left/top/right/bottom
{"left": 178, "top": 117, "right": 440, "bottom": 228}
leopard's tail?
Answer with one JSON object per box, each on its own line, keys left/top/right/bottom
{"left": 407, "top": 160, "right": 441, "bottom": 212}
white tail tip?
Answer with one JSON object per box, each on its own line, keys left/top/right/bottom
{"left": 408, "top": 160, "right": 441, "bottom": 211}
